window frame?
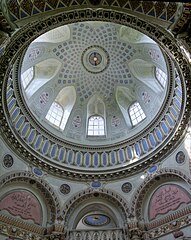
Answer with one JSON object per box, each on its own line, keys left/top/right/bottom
{"left": 21, "top": 66, "right": 34, "bottom": 89}
{"left": 87, "top": 115, "right": 105, "bottom": 137}
{"left": 129, "top": 101, "right": 146, "bottom": 127}
{"left": 45, "top": 101, "right": 64, "bottom": 130}
{"left": 155, "top": 67, "right": 167, "bottom": 89}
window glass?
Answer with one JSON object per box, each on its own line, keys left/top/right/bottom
{"left": 88, "top": 116, "right": 105, "bottom": 136}
{"left": 21, "top": 67, "right": 34, "bottom": 89}
{"left": 46, "top": 102, "right": 63, "bottom": 128}
{"left": 155, "top": 67, "right": 167, "bottom": 88}
{"left": 129, "top": 102, "right": 146, "bottom": 126}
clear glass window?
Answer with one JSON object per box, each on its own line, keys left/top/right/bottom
{"left": 88, "top": 116, "right": 105, "bottom": 136}
{"left": 45, "top": 102, "right": 64, "bottom": 129}
{"left": 129, "top": 102, "right": 146, "bottom": 126}
{"left": 21, "top": 67, "right": 34, "bottom": 89}
{"left": 155, "top": 67, "right": 167, "bottom": 88}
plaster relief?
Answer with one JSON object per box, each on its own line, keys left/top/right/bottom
{"left": 149, "top": 184, "right": 191, "bottom": 220}
{"left": 0, "top": 191, "right": 42, "bottom": 224}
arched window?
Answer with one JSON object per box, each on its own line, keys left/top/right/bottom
{"left": 21, "top": 67, "right": 34, "bottom": 89}
{"left": 45, "top": 102, "right": 64, "bottom": 129}
{"left": 155, "top": 67, "right": 167, "bottom": 88}
{"left": 129, "top": 102, "right": 146, "bottom": 126}
{"left": 88, "top": 116, "right": 105, "bottom": 136}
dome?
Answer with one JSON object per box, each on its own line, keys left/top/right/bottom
{"left": 20, "top": 21, "right": 168, "bottom": 146}
{"left": 5, "top": 16, "right": 184, "bottom": 175}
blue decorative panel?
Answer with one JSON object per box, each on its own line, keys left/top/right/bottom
{"left": 21, "top": 123, "right": 30, "bottom": 138}
{"left": 118, "top": 149, "right": 125, "bottom": 163}
{"left": 11, "top": 107, "right": 20, "bottom": 121}
{"left": 76, "top": 152, "right": 82, "bottom": 166}
{"left": 155, "top": 128, "right": 163, "bottom": 142}
{"left": 169, "top": 106, "right": 178, "bottom": 120}
{"left": 141, "top": 139, "right": 149, "bottom": 153}
{"left": 166, "top": 114, "right": 175, "bottom": 128}
{"left": 85, "top": 153, "right": 91, "bottom": 167}
{"left": 8, "top": 98, "right": 16, "bottom": 111}
{"left": 135, "top": 143, "right": 141, "bottom": 157}
{"left": 110, "top": 151, "right": 116, "bottom": 165}
{"left": 91, "top": 181, "right": 101, "bottom": 188}
{"left": 58, "top": 148, "right": 65, "bottom": 162}
{"left": 67, "top": 150, "right": 74, "bottom": 164}
{"left": 175, "top": 87, "right": 182, "bottom": 99}
{"left": 15, "top": 116, "right": 25, "bottom": 130}
{"left": 101, "top": 152, "right": 108, "bottom": 166}
{"left": 93, "top": 152, "right": 99, "bottom": 167}
{"left": 161, "top": 121, "right": 169, "bottom": 135}
{"left": 34, "top": 135, "right": 43, "bottom": 150}
{"left": 176, "top": 76, "right": 181, "bottom": 85}
{"left": 6, "top": 88, "right": 13, "bottom": 99}
{"left": 148, "top": 133, "right": 157, "bottom": 147}
{"left": 33, "top": 167, "right": 43, "bottom": 176}
{"left": 42, "top": 140, "right": 50, "bottom": 155}
{"left": 27, "top": 129, "right": 36, "bottom": 144}
{"left": 173, "top": 97, "right": 181, "bottom": 110}
{"left": 148, "top": 165, "right": 157, "bottom": 173}
{"left": 126, "top": 146, "right": 133, "bottom": 160}
{"left": 50, "top": 144, "right": 58, "bottom": 159}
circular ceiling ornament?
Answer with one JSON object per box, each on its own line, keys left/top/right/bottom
{"left": 176, "top": 151, "right": 186, "bottom": 164}
{"left": 148, "top": 165, "right": 158, "bottom": 174}
{"left": 81, "top": 45, "right": 110, "bottom": 74}
{"left": 3, "top": 154, "right": 14, "bottom": 168}
{"left": 60, "top": 184, "right": 71, "bottom": 195}
{"left": 83, "top": 214, "right": 110, "bottom": 226}
{"left": 33, "top": 167, "right": 44, "bottom": 177}
{"left": 121, "top": 182, "right": 132, "bottom": 193}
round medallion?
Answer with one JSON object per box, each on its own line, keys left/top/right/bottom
{"left": 33, "top": 167, "right": 43, "bottom": 177}
{"left": 122, "top": 182, "right": 132, "bottom": 193}
{"left": 176, "top": 151, "right": 185, "bottom": 164}
{"left": 83, "top": 214, "right": 110, "bottom": 226}
{"left": 91, "top": 181, "right": 102, "bottom": 188}
{"left": 60, "top": 184, "right": 71, "bottom": 195}
{"left": 3, "top": 154, "right": 14, "bottom": 168}
{"left": 82, "top": 45, "right": 110, "bottom": 74}
{"left": 148, "top": 165, "right": 158, "bottom": 174}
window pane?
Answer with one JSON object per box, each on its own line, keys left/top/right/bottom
{"left": 129, "top": 102, "right": 146, "bottom": 126}
{"left": 21, "top": 67, "right": 34, "bottom": 89}
{"left": 88, "top": 116, "right": 105, "bottom": 136}
{"left": 155, "top": 67, "right": 167, "bottom": 88}
{"left": 45, "top": 102, "right": 63, "bottom": 128}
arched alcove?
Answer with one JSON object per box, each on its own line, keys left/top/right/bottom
{"left": 33, "top": 25, "right": 71, "bottom": 43}
{"left": 131, "top": 169, "right": 191, "bottom": 225}
{"left": 0, "top": 172, "right": 60, "bottom": 227}
{"left": 22, "top": 58, "right": 62, "bottom": 99}
{"left": 116, "top": 86, "right": 136, "bottom": 129}
{"left": 87, "top": 95, "right": 106, "bottom": 136}
{"left": 62, "top": 189, "right": 129, "bottom": 227}
{"left": 128, "top": 59, "right": 166, "bottom": 94}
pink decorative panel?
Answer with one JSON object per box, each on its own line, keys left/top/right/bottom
{"left": 149, "top": 184, "right": 191, "bottom": 220}
{"left": 0, "top": 191, "right": 42, "bottom": 224}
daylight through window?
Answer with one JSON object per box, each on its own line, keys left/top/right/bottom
{"left": 129, "top": 102, "right": 146, "bottom": 126}
{"left": 88, "top": 116, "right": 105, "bottom": 136}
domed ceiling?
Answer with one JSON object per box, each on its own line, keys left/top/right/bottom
{"left": 20, "top": 21, "right": 168, "bottom": 146}
{"left": 5, "top": 17, "right": 184, "bottom": 176}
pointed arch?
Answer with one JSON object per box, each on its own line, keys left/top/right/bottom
{"left": 128, "top": 59, "right": 166, "bottom": 94}
{"left": 45, "top": 86, "right": 76, "bottom": 130}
